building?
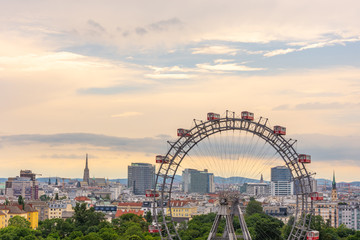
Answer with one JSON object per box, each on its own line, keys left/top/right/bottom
{"left": 0, "top": 205, "right": 39, "bottom": 229}
{"left": 128, "top": 163, "right": 155, "bottom": 195}
{"left": 5, "top": 170, "right": 39, "bottom": 200}
{"left": 168, "top": 200, "right": 197, "bottom": 222}
{"left": 271, "top": 181, "right": 294, "bottom": 196}
{"left": 83, "top": 154, "right": 90, "bottom": 185}
{"left": 271, "top": 166, "right": 292, "bottom": 182}
{"left": 182, "top": 169, "right": 215, "bottom": 194}
{"left": 27, "top": 200, "right": 49, "bottom": 221}
{"left": 331, "top": 171, "right": 338, "bottom": 201}
{"left": 241, "top": 174, "right": 270, "bottom": 196}
{"left": 314, "top": 202, "right": 338, "bottom": 228}
{"left": 338, "top": 203, "right": 360, "bottom": 230}
{"left": 5, "top": 177, "right": 38, "bottom": 200}
{"left": 271, "top": 166, "right": 293, "bottom": 196}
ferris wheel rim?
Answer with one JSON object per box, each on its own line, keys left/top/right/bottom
{"left": 154, "top": 112, "right": 314, "bottom": 240}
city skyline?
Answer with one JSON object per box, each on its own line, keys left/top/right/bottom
{"left": 1, "top": 1, "right": 360, "bottom": 181}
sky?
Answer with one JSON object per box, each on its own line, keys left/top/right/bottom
{"left": 1, "top": 0, "right": 360, "bottom": 181}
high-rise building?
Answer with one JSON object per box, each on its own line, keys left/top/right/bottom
{"left": 128, "top": 163, "right": 155, "bottom": 195}
{"left": 83, "top": 154, "right": 90, "bottom": 184}
{"left": 271, "top": 166, "right": 292, "bottom": 182}
{"left": 5, "top": 170, "right": 39, "bottom": 200}
{"left": 182, "top": 169, "right": 215, "bottom": 194}
{"left": 271, "top": 166, "right": 293, "bottom": 196}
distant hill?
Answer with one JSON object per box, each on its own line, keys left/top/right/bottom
{"left": 2, "top": 177, "right": 359, "bottom": 187}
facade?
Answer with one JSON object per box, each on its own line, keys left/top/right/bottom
{"left": 244, "top": 182, "right": 270, "bottom": 196}
{"left": 271, "top": 166, "right": 292, "bottom": 182}
{"left": 48, "top": 203, "right": 73, "bottom": 219}
{"left": 271, "top": 166, "right": 293, "bottom": 196}
{"left": 0, "top": 205, "right": 38, "bottom": 229}
{"left": 83, "top": 154, "right": 90, "bottom": 185}
{"left": 271, "top": 181, "right": 294, "bottom": 196}
{"left": 168, "top": 200, "right": 197, "bottom": 222}
{"left": 5, "top": 170, "right": 39, "bottom": 200}
{"left": 338, "top": 203, "right": 360, "bottom": 230}
{"left": 28, "top": 201, "right": 49, "bottom": 221}
{"left": 182, "top": 169, "right": 215, "bottom": 194}
{"left": 5, "top": 177, "right": 38, "bottom": 200}
{"left": 128, "top": 163, "right": 155, "bottom": 195}
{"left": 314, "top": 202, "right": 338, "bottom": 228}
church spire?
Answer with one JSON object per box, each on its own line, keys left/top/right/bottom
{"left": 331, "top": 170, "right": 338, "bottom": 201}
{"left": 83, "top": 153, "right": 90, "bottom": 184}
{"left": 260, "top": 174, "right": 264, "bottom": 183}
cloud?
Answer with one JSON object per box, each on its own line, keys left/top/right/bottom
{"left": 192, "top": 46, "right": 238, "bottom": 55}
{"left": 291, "top": 134, "right": 360, "bottom": 162}
{"left": 0, "top": 133, "right": 165, "bottom": 154}
{"left": 214, "top": 59, "right": 235, "bottom": 64}
{"left": 78, "top": 85, "right": 148, "bottom": 95}
{"left": 148, "top": 18, "right": 183, "bottom": 31}
{"left": 135, "top": 27, "right": 147, "bottom": 36}
{"left": 87, "top": 19, "right": 106, "bottom": 32}
{"left": 273, "top": 102, "right": 360, "bottom": 111}
{"left": 264, "top": 36, "right": 360, "bottom": 57}
{"left": 40, "top": 154, "right": 96, "bottom": 159}
{"left": 111, "top": 112, "right": 143, "bottom": 118}
{"left": 196, "top": 63, "right": 266, "bottom": 72}
{"left": 264, "top": 48, "right": 296, "bottom": 57}
{"left": 144, "top": 73, "right": 192, "bottom": 79}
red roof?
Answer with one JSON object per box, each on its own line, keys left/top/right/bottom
{"left": 170, "top": 200, "right": 192, "bottom": 207}
{"left": 115, "top": 209, "right": 144, "bottom": 218}
{"left": 74, "top": 196, "right": 91, "bottom": 201}
{"left": 208, "top": 199, "right": 217, "bottom": 204}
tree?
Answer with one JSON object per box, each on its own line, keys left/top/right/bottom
{"left": 17, "top": 195, "right": 25, "bottom": 209}
{"left": 55, "top": 193, "right": 59, "bottom": 200}
{"left": 245, "top": 199, "right": 263, "bottom": 216}
{"left": 145, "top": 211, "right": 152, "bottom": 223}
{"left": 8, "top": 216, "right": 31, "bottom": 228}
{"left": 73, "top": 203, "right": 105, "bottom": 233}
{"left": 246, "top": 213, "right": 283, "bottom": 240}
{"left": 40, "top": 194, "right": 50, "bottom": 201}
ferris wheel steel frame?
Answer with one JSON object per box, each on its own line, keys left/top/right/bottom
{"left": 154, "top": 111, "right": 314, "bottom": 240}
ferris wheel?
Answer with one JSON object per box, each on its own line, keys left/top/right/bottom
{"left": 151, "top": 110, "right": 320, "bottom": 240}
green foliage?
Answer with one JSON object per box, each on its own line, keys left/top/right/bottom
{"left": 40, "top": 194, "right": 51, "bottom": 201}
{"left": 18, "top": 195, "right": 25, "bottom": 209}
{"left": 145, "top": 211, "right": 152, "bottom": 223}
{"left": 2, "top": 204, "right": 360, "bottom": 240}
{"left": 9, "top": 215, "right": 31, "bottom": 228}
{"left": 246, "top": 213, "right": 284, "bottom": 240}
{"left": 245, "top": 199, "right": 263, "bottom": 216}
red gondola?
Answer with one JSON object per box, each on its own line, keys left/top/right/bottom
{"left": 207, "top": 112, "right": 220, "bottom": 121}
{"left": 274, "top": 126, "right": 286, "bottom": 135}
{"left": 298, "top": 154, "right": 311, "bottom": 163}
{"left": 310, "top": 192, "right": 323, "bottom": 201}
{"left": 177, "top": 128, "right": 191, "bottom": 137}
{"left": 306, "top": 230, "right": 319, "bottom": 240}
{"left": 156, "top": 155, "right": 169, "bottom": 164}
{"left": 241, "top": 111, "right": 254, "bottom": 121}
{"left": 146, "top": 189, "right": 160, "bottom": 198}
{"left": 148, "top": 224, "right": 160, "bottom": 233}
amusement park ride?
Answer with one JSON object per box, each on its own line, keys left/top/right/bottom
{"left": 148, "top": 111, "right": 320, "bottom": 240}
